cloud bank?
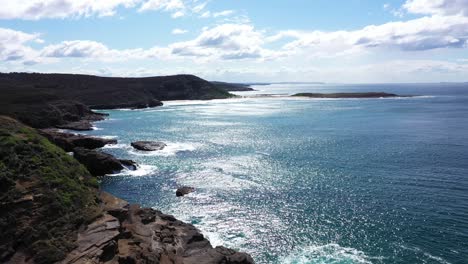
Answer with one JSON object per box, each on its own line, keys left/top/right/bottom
{"left": 1, "top": 0, "right": 467, "bottom": 82}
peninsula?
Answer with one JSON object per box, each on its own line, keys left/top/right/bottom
{"left": 0, "top": 72, "right": 254, "bottom": 264}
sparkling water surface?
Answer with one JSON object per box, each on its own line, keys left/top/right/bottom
{"left": 82, "top": 83, "right": 468, "bottom": 264}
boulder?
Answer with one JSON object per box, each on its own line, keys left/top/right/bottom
{"left": 119, "top": 159, "right": 138, "bottom": 171}
{"left": 176, "top": 186, "right": 195, "bottom": 197}
{"left": 73, "top": 148, "right": 124, "bottom": 176}
{"left": 39, "top": 128, "right": 117, "bottom": 152}
{"left": 131, "top": 141, "right": 167, "bottom": 151}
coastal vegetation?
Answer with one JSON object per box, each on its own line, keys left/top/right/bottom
{"left": 0, "top": 116, "right": 100, "bottom": 263}
{"left": 0, "top": 73, "right": 255, "bottom": 263}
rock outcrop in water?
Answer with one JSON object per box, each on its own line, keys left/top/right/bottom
{"left": 176, "top": 187, "right": 195, "bottom": 197}
{"left": 292, "top": 92, "right": 399, "bottom": 98}
{"left": 0, "top": 116, "right": 254, "bottom": 263}
{"left": 39, "top": 129, "right": 117, "bottom": 152}
{"left": 131, "top": 141, "right": 167, "bottom": 151}
{"left": 73, "top": 148, "right": 124, "bottom": 176}
{"left": 119, "top": 159, "right": 138, "bottom": 171}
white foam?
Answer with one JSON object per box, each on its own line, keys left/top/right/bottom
{"left": 378, "top": 95, "right": 435, "bottom": 100}
{"left": 109, "top": 164, "right": 158, "bottom": 177}
{"left": 280, "top": 244, "right": 375, "bottom": 264}
{"left": 129, "top": 142, "right": 199, "bottom": 157}
{"left": 102, "top": 143, "right": 129, "bottom": 149}
{"left": 101, "top": 135, "right": 118, "bottom": 140}
{"left": 255, "top": 151, "right": 270, "bottom": 156}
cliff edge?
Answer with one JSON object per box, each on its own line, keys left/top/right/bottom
{"left": 0, "top": 73, "right": 233, "bottom": 128}
{"left": 0, "top": 116, "right": 254, "bottom": 264}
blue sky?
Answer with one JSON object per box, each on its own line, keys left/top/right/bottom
{"left": 1, "top": 0, "right": 468, "bottom": 82}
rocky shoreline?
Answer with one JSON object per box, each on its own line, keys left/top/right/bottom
{"left": 61, "top": 192, "right": 253, "bottom": 264}
{"left": 0, "top": 73, "right": 256, "bottom": 263}
{"left": 0, "top": 115, "right": 254, "bottom": 263}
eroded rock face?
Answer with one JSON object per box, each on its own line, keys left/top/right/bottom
{"left": 39, "top": 129, "right": 117, "bottom": 152}
{"left": 62, "top": 192, "right": 255, "bottom": 264}
{"left": 176, "top": 187, "right": 195, "bottom": 197}
{"left": 131, "top": 141, "right": 167, "bottom": 151}
{"left": 73, "top": 148, "right": 124, "bottom": 176}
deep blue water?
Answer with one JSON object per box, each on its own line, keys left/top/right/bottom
{"left": 83, "top": 83, "right": 468, "bottom": 263}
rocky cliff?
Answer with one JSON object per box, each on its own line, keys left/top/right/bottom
{"left": 0, "top": 73, "right": 233, "bottom": 128}
{"left": 0, "top": 116, "right": 254, "bottom": 264}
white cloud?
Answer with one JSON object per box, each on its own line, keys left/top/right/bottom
{"left": 168, "top": 24, "right": 276, "bottom": 60}
{"left": 138, "top": 0, "right": 210, "bottom": 18}
{"left": 0, "top": 27, "right": 40, "bottom": 62}
{"left": 213, "top": 10, "right": 235, "bottom": 17}
{"left": 192, "top": 2, "right": 207, "bottom": 13}
{"left": 172, "top": 28, "right": 188, "bottom": 35}
{"left": 199, "top": 9, "right": 235, "bottom": 18}
{"left": 273, "top": 14, "right": 468, "bottom": 59}
{"left": 383, "top": 3, "right": 404, "bottom": 17}
{"left": 2, "top": 0, "right": 468, "bottom": 82}
{"left": 41, "top": 40, "right": 112, "bottom": 58}
{"left": 39, "top": 40, "right": 160, "bottom": 62}
{"left": 139, "top": 0, "right": 184, "bottom": 12}
{"left": 0, "top": 0, "right": 214, "bottom": 20}
{"left": 0, "top": 0, "right": 141, "bottom": 20}
{"left": 171, "top": 10, "right": 185, "bottom": 18}
{"left": 404, "top": 0, "right": 468, "bottom": 16}
{"left": 200, "top": 11, "right": 211, "bottom": 18}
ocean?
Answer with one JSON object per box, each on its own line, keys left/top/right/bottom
{"left": 82, "top": 83, "right": 468, "bottom": 263}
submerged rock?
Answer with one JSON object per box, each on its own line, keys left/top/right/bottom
{"left": 73, "top": 148, "right": 124, "bottom": 176}
{"left": 39, "top": 128, "right": 117, "bottom": 152}
{"left": 131, "top": 141, "right": 167, "bottom": 151}
{"left": 176, "top": 186, "right": 195, "bottom": 197}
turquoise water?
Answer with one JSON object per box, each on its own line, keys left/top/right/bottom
{"left": 83, "top": 83, "right": 468, "bottom": 263}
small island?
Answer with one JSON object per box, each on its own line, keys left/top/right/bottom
{"left": 292, "top": 92, "right": 400, "bottom": 98}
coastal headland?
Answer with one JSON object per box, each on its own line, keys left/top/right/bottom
{"left": 0, "top": 72, "right": 405, "bottom": 263}
{"left": 0, "top": 73, "right": 254, "bottom": 263}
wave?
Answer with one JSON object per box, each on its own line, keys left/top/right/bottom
{"left": 378, "top": 95, "right": 436, "bottom": 100}
{"left": 280, "top": 244, "right": 376, "bottom": 264}
{"left": 100, "top": 135, "right": 118, "bottom": 140}
{"left": 129, "top": 142, "right": 198, "bottom": 157}
{"left": 108, "top": 164, "right": 158, "bottom": 177}
{"left": 102, "top": 143, "right": 129, "bottom": 149}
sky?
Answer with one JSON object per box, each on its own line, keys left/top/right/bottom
{"left": 1, "top": 0, "right": 468, "bottom": 83}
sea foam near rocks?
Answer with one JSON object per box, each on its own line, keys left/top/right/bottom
{"left": 129, "top": 142, "right": 198, "bottom": 157}
{"left": 109, "top": 164, "right": 158, "bottom": 177}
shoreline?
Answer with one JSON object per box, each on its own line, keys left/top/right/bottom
{"left": 0, "top": 114, "right": 255, "bottom": 263}
{"left": 51, "top": 117, "right": 256, "bottom": 262}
